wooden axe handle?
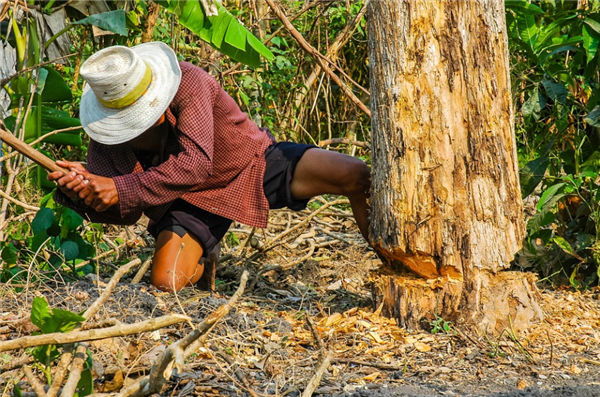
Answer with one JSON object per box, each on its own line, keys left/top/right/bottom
{"left": 1, "top": 128, "right": 70, "bottom": 175}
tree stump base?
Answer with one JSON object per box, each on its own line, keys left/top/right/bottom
{"left": 373, "top": 269, "right": 544, "bottom": 334}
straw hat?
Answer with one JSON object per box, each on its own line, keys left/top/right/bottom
{"left": 79, "top": 42, "right": 181, "bottom": 145}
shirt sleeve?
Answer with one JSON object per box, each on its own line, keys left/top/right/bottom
{"left": 112, "top": 64, "right": 216, "bottom": 218}
{"left": 54, "top": 189, "right": 142, "bottom": 225}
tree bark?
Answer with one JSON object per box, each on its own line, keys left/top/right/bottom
{"left": 368, "top": 0, "right": 543, "bottom": 333}
{"left": 141, "top": 2, "right": 161, "bottom": 43}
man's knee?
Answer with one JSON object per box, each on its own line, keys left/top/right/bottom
{"left": 340, "top": 157, "right": 371, "bottom": 196}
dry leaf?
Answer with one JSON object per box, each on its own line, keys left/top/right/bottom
{"left": 357, "top": 320, "right": 372, "bottom": 329}
{"left": 100, "top": 369, "right": 123, "bottom": 392}
{"left": 414, "top": 341, "right": 432, "bottom": 352}
{"left": 149, "top": 330, "right": 161, "bottom": 341}
{"left": 323, "top": 313, "right": 343, "bottom": 327}
{"left": 390, "top": 330, "right": 405, "bottom": 341}
{"left": 363, "top": 371, "right": 381, "bottom": 381}
{"left": 344, "top": 307, "right": 358, "bottom": 316}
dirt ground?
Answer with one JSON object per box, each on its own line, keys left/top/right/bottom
{"left": 1, "top": 200, "right": 600, "bottom": 396}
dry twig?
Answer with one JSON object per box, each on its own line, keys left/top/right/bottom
{"left": 83, "top": 258, "right": 141, "bottom": 322}
{"left": 116, "top": 271, "right": 249, "bottom": 397}
{"left": 60, "top": 343, "right": 88, "bottom": 397}
{"left": 0, "top": 314, "right": 190, "bottom": 352}
{"left": 22, "top": 365, "right": 47, "bottom": 397}
{"left": 302, "top": 316, "right": 332, "bottom": 397}
{"left": 302, "top": 352, "right": 332, "bottom": 397}
{"left": 130, "top": 257, "right": 153, "bottom": 285}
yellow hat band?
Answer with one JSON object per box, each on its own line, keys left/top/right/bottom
{"left": 98, "top": 63, "right": 152, "bottom": 109}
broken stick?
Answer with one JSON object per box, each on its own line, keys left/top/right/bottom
{"left": 83, "top": 258, "right": 141, "bottom": 323}
{"left": 0, "top": 314, "right": 190, "bottom": 352}
{"left": 60, "top": 343, "right": 89, "bottom": 397}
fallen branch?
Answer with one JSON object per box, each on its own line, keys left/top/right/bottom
{"left": 331, "top": 358, "right": 403, "bottom": 371}
{"left": 0, "top": 314, "right": 190, "bottom": 352}
{"left": 60, "top": 343, "right": 89, "bottom": 397}
{"left": 281, "top": 240, "right": 315, "bottom": 270}
{"left": 0, "top": 355, "right": 33, "bottom": 371}
{"left": 247, "top": 199, "right": 350, "bottom": 262}
{"left": 301, "top": 353, "right": 332, "bottom": 397}
{"left": 318, "top": 138, "right": 370, "bottom": 149}
{"left": 116, "top": 271, "right": 249, "bottom": 397}
{"left": 22, "top": 365, "right": 47, "bottom": 397}
{"left": 83, "top": 258, "right": 141, "bottom": 322}
{"left": 130, "top": 257, "right": 153, "bottom": 284}
{"left": 46, "top": 344, "right": 74, "bottom": 397}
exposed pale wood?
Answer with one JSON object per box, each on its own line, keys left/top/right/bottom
{"left": 374, "top": 275, "right": 463, "bottom": 329}
{"left": 368, "top": 0, "right": 541, "bottom": 332}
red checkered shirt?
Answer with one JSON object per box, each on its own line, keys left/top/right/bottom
{"left": 56, "top": 62, "right": 274, "bottom": 227}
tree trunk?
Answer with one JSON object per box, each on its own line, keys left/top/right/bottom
{"left": 368, "top": 0, "right": 543, "bottom": 333}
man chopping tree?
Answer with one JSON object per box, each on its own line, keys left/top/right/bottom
{"left": 48, "top": 41, "right": 371, "bottom": 292}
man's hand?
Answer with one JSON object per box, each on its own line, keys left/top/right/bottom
{"left": 47, "top": 160, "right": 119, "bottom": 212}
{"left": 47, "top": 160, "right": 90, "bottom": 199}
{"left": 79, "top": 175, "right": 119, "bottom": 212}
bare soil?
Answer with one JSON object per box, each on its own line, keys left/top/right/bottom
{"left": 1, "top": 199, "right": 600, "bottom": 396}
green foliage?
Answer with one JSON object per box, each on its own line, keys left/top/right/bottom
{"left": 71, "top": 10, "right": 128, "bottom": 36}
{"left": 31, "top": 197, "right": 96, "bottom": 273}
{"left": 509, "top": 1, "right": 600, "bottom": 287}
{"left": 156, "top": 0, "right": 273, "bottom": 67}
{"left": 0, "top": 194, "right": 101, "bottom": 286}
{"left": 429, "top": 315, "right": 454, "bottom": 335}
{"left": 28, "top": 297, "right": 93, "bottom": 394}
{"left": 31, "top": 296, "right": 85, "bottom": 334}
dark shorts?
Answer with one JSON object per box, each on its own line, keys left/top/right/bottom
{"left": 148, "top": 142, "right": 317, "bottom": 255}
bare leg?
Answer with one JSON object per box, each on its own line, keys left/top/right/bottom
{"left": 290, "top": 148, "right": 371, "bottom": 241}
{"left": 150, "top": 230, "right": 204, "bottom": 292}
